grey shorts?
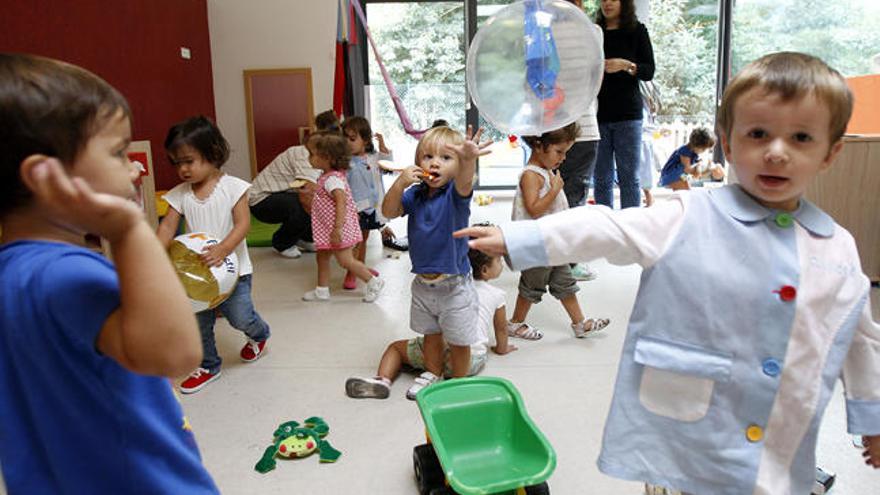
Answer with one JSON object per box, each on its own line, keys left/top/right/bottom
{"left": 518, "top": 265, "right": 579, "bottom": 303}
{"left": 410, "top": 274, "right": 480, "bottom": 346}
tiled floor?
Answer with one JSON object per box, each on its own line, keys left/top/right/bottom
{"left": 182, "top": 192, "right": 879, "bottom": 494}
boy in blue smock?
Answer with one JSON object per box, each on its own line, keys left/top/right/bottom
{"left": 458, "top": 52, "right": 879, "bottom": 494}
{"left": 0, "top": 54, "right": 217, "bottom": 493}
{"left": 382, "top": 125, "right": 491, "bottom": 399}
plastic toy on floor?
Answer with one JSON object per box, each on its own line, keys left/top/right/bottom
{"left": 475, "top": 194, "right": 494, "bottom": 206}
{"left": 254, "top": 417, "right": 341, "bottom": 473}
{"left": 413, "top": 377, "right": 555, "bottom": 494}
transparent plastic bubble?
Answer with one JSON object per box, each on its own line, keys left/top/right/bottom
{"left": 169, "top": 233, "right": 239, "bottom": 313}
{"left": 467, "top": 0, "right": 604, "bottom": 135}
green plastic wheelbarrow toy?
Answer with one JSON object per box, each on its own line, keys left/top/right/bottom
{"left": 413, "top": 377, "right": 556, "bottom": 495}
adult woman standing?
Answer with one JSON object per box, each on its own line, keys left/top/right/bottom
{"left": 593, "top": 0, "right": 654, "bottom": 209}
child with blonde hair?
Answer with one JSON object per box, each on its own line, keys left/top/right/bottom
{"left": 511, "top": 122, "right": 610, "bottom": 339}
{"left": 157, "top": 116, "right": 271, "bottom": 394}
{"left": 459, "top": 52, "right": 880, "bottom": 494}
{"left": 302, "top": 130, "right": 384, "bottom": 302}
{"left": 382, "top": 125, "right": 491, "bottom": 398}
{"left": 0, "top": 53, "right": 217, "bottom": 493}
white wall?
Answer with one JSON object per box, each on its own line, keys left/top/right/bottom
{"left": 208, "top": 0, "right": 337, "bottom": 180}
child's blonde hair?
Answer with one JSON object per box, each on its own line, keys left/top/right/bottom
{"left": 716, "top": 52, "right": 853, "bottom": 144}
{"left": 414, "top": 126, "right": 464, "bottom": 164}
{"left": 307, "top": 130, "right": 351, "bottom": 171}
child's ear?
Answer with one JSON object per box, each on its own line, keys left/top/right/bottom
{"left": 820, "top": 139, "right": 845, "bottom": 171}
{"left": 719, "top": 133, "right": 732, "bottom": 161}
{"left": 19, "top": 154, "right": 56, "bottom": 192}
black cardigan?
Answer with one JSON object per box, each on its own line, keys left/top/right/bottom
{"left": 597, "top": 22, "right": 655, "bottom": 124}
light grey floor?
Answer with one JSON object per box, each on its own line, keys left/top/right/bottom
{"left": 182, "top": 192, "right": 880, "bottom": 494}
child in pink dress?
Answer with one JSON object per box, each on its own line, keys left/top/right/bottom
{"left": 302, "top": 131, "right": 385, "bottom": 303}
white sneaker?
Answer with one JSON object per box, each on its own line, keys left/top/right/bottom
{"left": 345, "top": 376, "right": 391, "bottom": 399}
{"left": 295, "top": 240, "right": 316, "bottom": 252}
{"left": 363, "top": 276, "right": 385, "bottom": 303}
{"left": 406, "top": 371, "right": 441, "bottom": 400}
{"left": 302, "top": 286, "right": 330, "bottom": 302}
{"left": 278, "top": 246, "right": 302, "bottom": 258}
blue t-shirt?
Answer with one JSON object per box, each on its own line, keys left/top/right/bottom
{"left": 0, "top": 241, "right": 218, "bottom": 494}
{"left": 659, "top": 145, "right": 701, "bottom": 186}
{"left": 401, "top": 181, "right": 472, "bottom": 274}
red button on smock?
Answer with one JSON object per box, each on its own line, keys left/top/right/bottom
{"left": 777, "top": 285, "right": 797, "bottom": 302}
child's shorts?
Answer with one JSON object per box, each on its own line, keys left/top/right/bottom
{"left": 518, "top": 265, "right": 579, "bottom": 303}
{"left": 358, "top": 210, "right": 384, "bottom": 231}
{"left": 406, "top": 336, "right": 487, "bottom": 378}
{"left": 410, "top": 274, "right": 480, "bottom": 346}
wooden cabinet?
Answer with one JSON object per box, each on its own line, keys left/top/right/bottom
{"left": 805, "top": 135, "right": 880, "bottom": 282}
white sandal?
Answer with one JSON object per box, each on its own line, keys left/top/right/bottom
{"left": 506, "top": 321, "right": 543, "bottom": 341}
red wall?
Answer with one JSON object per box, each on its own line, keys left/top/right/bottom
{"left": 0, "top": 0, "right": 215, "bottom": 190}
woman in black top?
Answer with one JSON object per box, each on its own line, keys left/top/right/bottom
{"left": 593, "top": 0, "right": 655, "bottom": 208}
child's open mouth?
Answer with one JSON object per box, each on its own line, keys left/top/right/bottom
{"left": 757, "top": 175, "right": 788, "bottom": 188}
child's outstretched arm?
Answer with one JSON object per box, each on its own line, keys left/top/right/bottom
{"left": 29, "top": 159, "right": 200, "bottom": 377}
{"left": 449, "top": 125, "right": 493, "bottom": 197}
{"left": 201, "top": 195, "right": 249, "bottom": 266}
{"left": 491, "top": 306, "right": 517, "bottom": 355}
{"left": 382, "top": 166, "right": 423, "bottom": 219}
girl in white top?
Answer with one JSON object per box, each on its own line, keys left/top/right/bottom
{"left": 511, "top": 123, "right": 609, "bottom": 339}
{"left": 157, "top": 116, "right": 271, "bottom": 394}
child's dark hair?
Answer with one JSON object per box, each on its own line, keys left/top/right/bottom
{"left": 467, "top": 222, "right": 496, "bottom": 280}
{"left": 688, "top": 128, "right": 715, "bottom": 150}
{"left": 521, "top": 122, "right": 579, "bottom": 151}
{"left": 164, "top": 116, "right": 230, "bottom": 167}
{"left": 307, "top": 130, "right": 351, "bottom": 171}
{"left": 0, "top": 53, "right": 131, "bottom": 216}
{"left": 431, "top": 119, "right": 450, "bottom": 128}
{"left": 315, "top": 110, "right": 341, "bottom": 132}
{"left": 342, "top": 116, "right": 375, "bottom": 153}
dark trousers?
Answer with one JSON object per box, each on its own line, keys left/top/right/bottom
{"left": 558, "top": 140, "right": 599, "bottom": 208}
{"left": 250, "top": 192, "right": 312, "bottom": 252}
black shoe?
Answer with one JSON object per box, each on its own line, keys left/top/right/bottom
{"left": 383, "top": 236, "right": 409, "bottom": 251}
{"left": 813, "top": 467, "right": 835, "bottom": 494}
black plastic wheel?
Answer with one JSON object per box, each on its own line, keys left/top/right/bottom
{"left": 413, "top": 443, "right": 444, "bottom": 495}
{"left": 525, "top": 481, "right": 550, "bottom": 495}
{"left": 428, "top": 486, "right": 457, "bottom": 495}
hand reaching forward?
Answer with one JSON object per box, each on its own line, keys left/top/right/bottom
{"left": 863, "top": 435, "right": 880, "bottom": 468}
{"left": 453, "top": 225, "right": 507, "bottom": 257}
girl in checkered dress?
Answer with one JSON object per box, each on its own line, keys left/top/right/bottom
{"left": 302, "top": 131, "right": 385, "bottom": 303}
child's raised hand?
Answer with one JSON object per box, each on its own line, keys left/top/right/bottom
{"left": 374, "top": 132, "right": 389, "bottom": 155}
{"left": 27, "top": 158, "right": 143, "bottom": 243}
{"left": 863, "top": 435, "right": 880, "bottom": 468}
{"left": 400, "top": 165, "right": 425, "bottom": 186}
{"left": 200, "top": 243, "right": 232, "bottom": 267}
{"left": 453, "top": 225, "right": 507, "bottom": 257}
{"left": 445, "top": 125, "right": 493, "bottom": 163}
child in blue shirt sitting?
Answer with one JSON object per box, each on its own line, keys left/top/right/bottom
{"left": 381, "top": 125, "right": 491, "bottom": 399}
{"left": 0, "top": 54, "right": 217, "bottom": 494}
{"left": 658, "top": 127, "right": 715, "bottom": 190}
{"left": 457, "top": 52, "right": 879, "bottom": 494}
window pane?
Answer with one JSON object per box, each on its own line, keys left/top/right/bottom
{"left": 366, "top": 2, "right": 465, "bottom": 165}
{"left": 731, "top": 0, "right": 880, "bottom": 77}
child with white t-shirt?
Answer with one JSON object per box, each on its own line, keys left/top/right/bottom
{"left": 345, "top": 244, "right": 517, "bottom": 400}
{"left": 157, "top": 116, "right": 271, "bottom": 394}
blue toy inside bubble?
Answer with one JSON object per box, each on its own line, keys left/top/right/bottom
{"left": 467, "top": 0, "right": 604, "bottom": 135}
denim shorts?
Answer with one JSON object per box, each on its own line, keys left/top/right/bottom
{"left": 410, "top": 274, "right": 480, "bottom": 346}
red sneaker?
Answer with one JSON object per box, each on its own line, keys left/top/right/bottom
{"left": 343, "top": 271, "right": 357, "bottom": 290}
{"left": 179, "top": 368, "right": 221, "bottom": 394}
{"left": 240, "top": 338, "right": 267, "bottom": 362}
